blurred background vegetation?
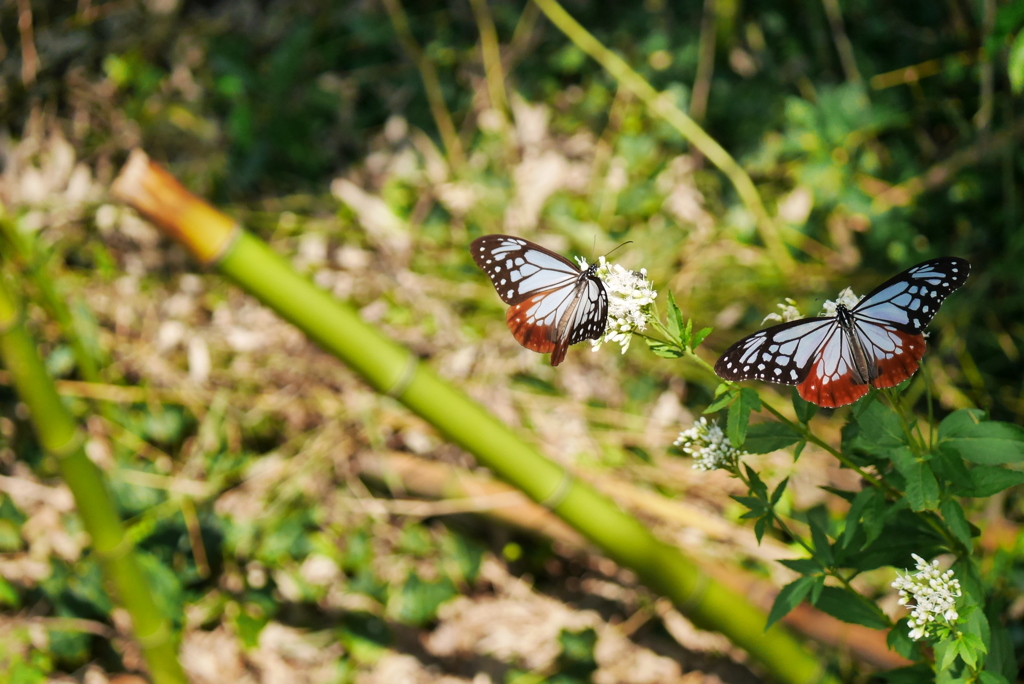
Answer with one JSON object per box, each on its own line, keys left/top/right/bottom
{"left": 1, "top": 0, "right": 1023, "bottom": 682}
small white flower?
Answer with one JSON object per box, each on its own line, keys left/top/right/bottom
{"left": 762, "top": 298, "right": 803, "bottom": 324}
{"left": 891, "top": 554, "right": 963, "bottom": 641}
{"left": 673, "top": 417, "right": 747, "bottom": 471}
{"left": 581, "top": 256, "right": 657, "bottom": 355}
{"left": 820, "top": 286, "right": 862, "bottom": 317}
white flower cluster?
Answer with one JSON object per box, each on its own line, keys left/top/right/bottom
{"left": 581, "top": 256, "right": 657, "bottom": 354}
{"left": 892, "top": 554, "right": 963, "bottom": 641}
{"left": 820, "top": 286, "right": 862, "bottom": 317}
{"left": 762, "top": 298, "right": 803, "bottom": 324}
{"left": 674, "top": 417, "right": 746, "bottom": 471}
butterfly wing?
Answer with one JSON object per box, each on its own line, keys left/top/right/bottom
{"left": 717, "top": 257, "right": 970, "bottom": 408}
{"left": 471, "top": 234, "right": 581, "bottom": 305}
{"left": 473, "top": 234, "right": 609, "bottom": 366}
{"left": 715, "top": 317, "right": 837, "bottom": 385}
{"left": 851, "top": 257, "right": 970, "bottom": 334}
{"left": 840, "top": 256, "right": 969, "bottom": 392}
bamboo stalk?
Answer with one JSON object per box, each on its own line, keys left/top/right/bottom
{"left": 0, "top": 276, "right": 186, "bottom": 684}
{"left": 112, "top": 150, "right": 835, "bottom": 684}
{"left": 530, "top": 0, "right": 794, "bottom": 272}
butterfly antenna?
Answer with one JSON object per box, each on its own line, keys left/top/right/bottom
{"left": 602, "top": 241, "right": 633, "bottom": 260}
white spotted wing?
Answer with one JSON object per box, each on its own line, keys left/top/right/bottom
{"left": 471, "top": 234, "right": 608, "bottom": 366}
{"left": 714, "top": 257, "right": 970, "bottom": 407}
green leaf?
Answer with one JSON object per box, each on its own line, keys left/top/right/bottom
{"left": 886, "top": 618, "right": 924, "bottom": 662}
{"left": 856, "top": 400, "right": 906, "bottom": 450}
{"left": 939, "top": 499, "right": 973, "bottom": 549}
{"left": 977, "top": 672, "right": 1012, "bottom": 684}
{"left": 727, "top": 388, "right": 762, "bottom": 447}
{"left": 766, "top": 576, "right": 815, "bottom": 629}
{"left": 956, "top": 465, "right": 1024, "bottom": 497}
{"left": 770, "top": 477, "right": 789, "bottom": 505}
{"left": 742, "top": 422, "right": 802, "bottom": 454}
{"left": 728, "top": 398, "right": 749, "bottom": 447}
{"left": 791, "top": 388, "right": 818, "bottom": 424}
{"left": 938, "top": 409, "right": 987, "bottom": 441}
{"left": 840, "top": 487, "right": 882, "bottom": 549}
{"left": 889, "top": 447, "right": 940, "bottom": 511}
{"left": 704, "top": 386, "right": 737, "bottom": 414}
{"left": 396, "top": 572, "right": 457, "bottom": 627}
{"left": 691, "top": 326, "right": 713, "bottom": 350}
{"left": 666, "top": 292, "right": 684, "bottom": 341}
{"left": 235, "top": 608, "right": 269, "bottom": 649}
{"left": 0, "top": 576, "right": 19, "bottom": 607}
{"left": 812, "top": 586, "right": 890, "bottom": 629}
{"left": 935, "top": 637, "right": 961, "bottom": 672}
{"left": 940, "top": 419, "right": 1024, "bottom": 465}
{"left": 806, "top": 506, "right": 834, "bottom": 567}
{"left": 778, "top": 558, "right": 821, "bottom": 574}
{"left": 645, "top": 337, "right": 684, "bottom": 358}
{"left": 1010, "top": 30, "right": 1024, "bottom": 94}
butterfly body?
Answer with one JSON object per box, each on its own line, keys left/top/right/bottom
{"left": 472, "top": 234, "right": 608, "bottom": 366}
{"left": 715, "top": 257, "right": 969, "bottom": 407}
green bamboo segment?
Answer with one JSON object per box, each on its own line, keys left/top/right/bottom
{"left": 113, "top": 151, "right": 837, "bottom": 684}
{"left": 0, "top": 278, "right": 187, "bottom": 684}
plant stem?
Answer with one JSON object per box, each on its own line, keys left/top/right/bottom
{"left": 531, "top": 0, "right": 794, "bottom": 272}
{"left": 0, "top": 276, "right": 186, "bottom": 684}
{"left": 381, "top": 0, "right": 467, "bottom": 173}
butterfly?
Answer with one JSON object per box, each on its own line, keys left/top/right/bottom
{"left": 714, "top": 257, "right": 970, "bottom": 408}
{"left": 471, "top": 234, "right": 608, "bottom": 366}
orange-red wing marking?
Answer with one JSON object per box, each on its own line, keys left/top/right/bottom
{"left": 506, "top": 298, "right": 557, "bottom": 353}
{"left": 871, "top": 331, "right": 926, "bottom": 389}
{"left": 797, "top": 366, "right": 871, "bottom": 408}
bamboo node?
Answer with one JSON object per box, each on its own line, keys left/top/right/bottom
{"left": 537, "top": 467, "right": 573, "bottom": 511}
{"left": 382, "top": 351, "right": 418, "bottom": 398}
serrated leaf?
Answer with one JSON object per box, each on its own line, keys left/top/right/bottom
{"left": 813, "top": 586, "right": 890, "bottom": 629}
{"left": 728, "top": 398, "right": 749, "bottom": 447}
{"left": 841, "top": 487, "right": 882, "bottom": 548}
{"left": 1010, "top": 31, "right": 1024, "bottom": 94}
{"left": 792, "top": 440, "right": 806, "bottom": 460}
{"left": 956, "top": 465, "right": 1024, "bottom": 497}
{"left": 938, "top": 409, "right": 986, "bottom": 440}
{"left": 742, "top": 422, "right": 802, "bottom": 454}
{"left": 704, "top": 387, "right": 736, "bottom": 414}
{"left": 667, "top": 292, "right": 683, "bottom": 341}
{"left": 806, "top": 506, "right": 834, "bottom": 567}
{"left": 889, "top": 447, "right": 939, "bottom": 511}
{"left": 791, "top": 388, "right": 818, "bottom": 424}
{"left": 939, "top": 499, "right": 973, "bottom": 549}
{"left": 940, "top": 419, "right": 1024, "bottom": 465}
{"left": 691, "top": 326, "right": 713, "bottom": 350}
{"left": 766, "top": 576, "right": 815, "bottom": 629}
{"left": 935, "top": 637, "right": 960, "bottom": 672}
{"left": 856, "top": 401, "right": 906, "bottom": 450}
{"left": 645, "top": 338, "right": 684, "bottom": 358}
{"left": 778, "top": 558, "right": 821, "bottom": 574}
{"left": 887, "top": 618, "right": 925, "bottom": 662}
{"left": 770, "top": 477, "right": 789, "bottom": 505}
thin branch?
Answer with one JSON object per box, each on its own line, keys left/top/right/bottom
{"left": 820, "top": 0, "right": 862, "bottom": 86}
{"left": 380, "top": 0, "right": 467, "bottom": 172}
{"left": 690, "top": 0, "right": 717, "bottom": 123}
{"left": 468, "top": 0, "right": 510, "bottom": 115}
{"left": 16, "top": 0, "right": 39, "bottom": 85}
{"left": 531, "top": 0, "right": 795, "bottom": 271}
